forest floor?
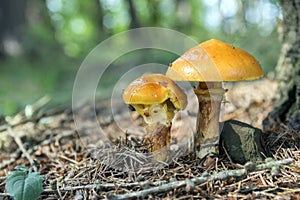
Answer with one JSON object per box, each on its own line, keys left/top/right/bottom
{"left": 0, "top": 78, "right": 299, "bottom": 199}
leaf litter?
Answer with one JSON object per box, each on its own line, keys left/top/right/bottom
{"left": 0, "top": 78, "right": 299, "bottom": 199}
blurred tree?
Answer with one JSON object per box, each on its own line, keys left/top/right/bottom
{"left": 0, "top": 0, "right": 283, "bottom": 115}
{"left": 24, "top": 0, "right": 64, "bottom": 61}
{"left": 0, "top": 0, "right": 26, "bottom": 58}
{"left": 126, "top": 0, "right": 140, "bottom": 28}
{"left": 97, "top": 0, "right": 105, "bottom": 33}
{"left": 148, "top": 0, "right": 160, "bottom": 25}
{"left": 0, "top": 0, "right": 65, "bottom": 60}
{"left": 263, "top": 0, "right": 300, "bottom": 131}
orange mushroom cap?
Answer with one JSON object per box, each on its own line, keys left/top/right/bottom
{"left": 122, "top": 74, "right": 187, "bottom": 110}
{"left": 166, "top": 39, "right": 264, "bottom": 82}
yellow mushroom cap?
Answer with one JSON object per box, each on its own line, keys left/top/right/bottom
{"left": 166, "top": 39, "right": 264, "bottom": 82}
{"left": 122, "top": 74, "right": 187, "bottom": 110}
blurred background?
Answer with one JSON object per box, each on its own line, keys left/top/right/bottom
{"left": 0, "top": 0, "right": 282, "bottom": 116}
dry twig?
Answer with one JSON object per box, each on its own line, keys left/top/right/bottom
{"left": 42, "top": 179, "right": 168, "bottom": 193}
{"left": 108, "top": 158, "right": 293, "bottom": 199}
{"left": 7, "top": 127, "right": 36, "bottom": 169}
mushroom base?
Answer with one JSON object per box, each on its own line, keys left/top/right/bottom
{"left": 144, "top": 124, "right": 171, "bottom": 161}
{"left": 194, "top": 82, "right": 225, "bottom": 159}
{"left": 131, "top": 102, "right": 175, "bottom": 162}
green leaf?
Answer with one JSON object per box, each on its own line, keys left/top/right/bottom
{"left": 5, "top": 170, "right": 44, "bottom": 200}
{"left": 14, "top": 166, "right": 29, "bottom": 172}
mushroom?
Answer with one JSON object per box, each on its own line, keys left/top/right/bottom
{"left": 166, "top": 39, "right": 264, "bottom": 159}
{"left": 122, "top": 74, "right": 187, "bottom": 161}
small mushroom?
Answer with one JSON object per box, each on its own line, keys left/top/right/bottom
{"left": 122, "top": 74, "right": 187, "bottom": 161}
{"left": 166, "top": 39, "right": 264, "bottom": 159}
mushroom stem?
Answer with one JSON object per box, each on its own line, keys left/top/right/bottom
{"left": 132, "top": 101, "right": 175, "bottom": 161}
{"left": 194, "top": 82, "right": 225, "bottom": 159}
{"left": 144, "top": 123, "right": 171, "bottom": 161}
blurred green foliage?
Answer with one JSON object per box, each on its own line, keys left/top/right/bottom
{"left": 0, "top": 0, "right": 281, "bottom": 116}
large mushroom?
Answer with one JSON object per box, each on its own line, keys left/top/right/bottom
{"left": 122, "top": 74, "right": 187, "bottom": 161}
{"left": 166, "top": 39, "right": 264, "bottom": 159}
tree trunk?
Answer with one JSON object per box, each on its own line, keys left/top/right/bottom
{"left": 126, "top": 0, "right": 140, "bottom": 28}
{"left": 147, "top": 0, "right": 160, "bottom": 26}
{"left": 96, "top": 0, "right": 105, "bottom": 37}
{"left": 263, "top": 0, "right": 300, "bottom": 131}
{"left": 0, "top": 0, "right": 26, "bottom": 58}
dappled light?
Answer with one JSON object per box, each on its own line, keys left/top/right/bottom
{"left": 0, "top": 0, "right": 282, "bottom": 115}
